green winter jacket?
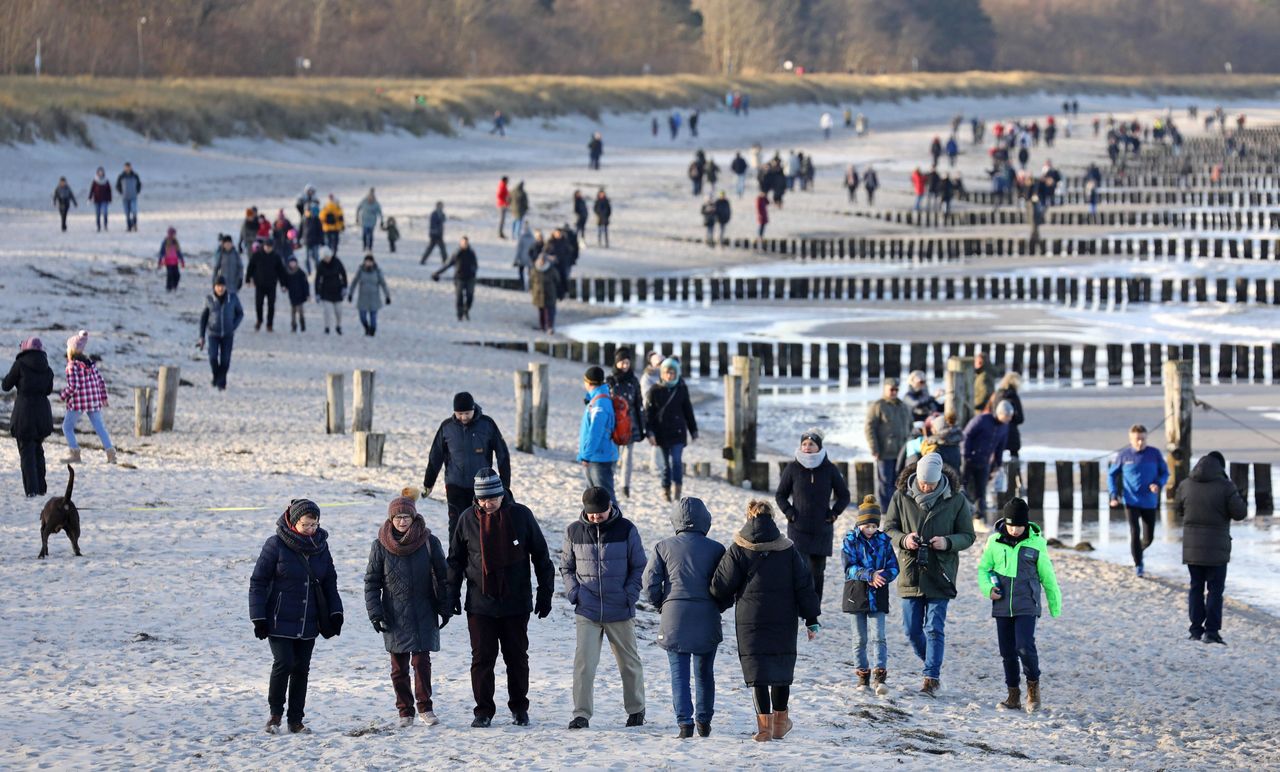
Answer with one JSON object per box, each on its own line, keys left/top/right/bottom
{"left": 882, "top": 466, "right": 975, "bottom": 599}
{"left": 976, "top": 521, "right": 1062, "bottom": 618}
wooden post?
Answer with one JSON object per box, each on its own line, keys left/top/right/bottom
{"left": 529, "top": 362, "right": 549, "bottom": 449}
{"left": 513, "top": 370, "right": 533, "bottom": 453}
{"left": 133, "top": 387, "right": 153, "bottom": 437}
{"left": 748, "top": 461, "right": 771, "bottom": 492}
{"left": 1026, "top": 461, "right": 1046, "bottom": 510}
{"left": 155, "top": 366, "right": 180, "bottom": 432}
{"left": 351, "top": 369, "right": 375, "bottom": 433}
{"left": 1254, "top": 462, "right": 1273, "bottom": 515}
{"left": 353, "top": 431, "right": 385, "bottom": 467}
{"left": 854, "top": 461, "right": 876, "bottom": 502}
{"left": 1079, "top": 461, "right": 1100, "bottom": 511}
{"left": 1163, "top": 360, "right": 1193, "bottom": 509}
{"left": 724, "top": 373, "right": 745, "bottom": 486}
{"left": 1055, "top": 461, "right": 1074, "bottom": 513}
{"left": 325, "top": 372, "right": 344, "bottom": 434}
{"left": 945, "top": 356, "right": 975, "bottom": 429}
{"left": 733, "top": 356, "right": 759, "bottom": 461}
{"left": 1229, "top": 463, "right": 1250, "bottom": 508}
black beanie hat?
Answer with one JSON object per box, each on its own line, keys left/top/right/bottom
{"left": 453, "top": 391, "right": 475, "bottom": 412}
{"left": 584, "top": 366, "right": 605, "bottom": 385}
{"left": 1003, "top": 498, "right": 1030, "bottom": 527}
{"left": 614, "top": 346, "right": 633, "bottom": 364}
{"left": 287, "top": 498, "right": 320, "bottom": 525}
{"left": 582, "top": 486, "right": 611, "bottom": 514}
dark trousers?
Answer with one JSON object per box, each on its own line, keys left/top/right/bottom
{"left": 445, "top": 485, "right": 473, "bottom": 542}
{"left": 325, "top": 231, "right": 340, "bottom": 256}
{"left": 1125, "top": 506, "right": 1157, "bottom": 566}
{"left": 808, "top": 554, "right": 827, "bottom": 603}
{"left": 207, "top": 334, "right": 234, "bottom": 389}
{"left": 963, "top": 460, "right": 992, "bottom": 521}
{"left": 751, "top": 684, "right": 789, "bottom": 714}
{"left": 17, "top": 439, "right": 47, "bottom": 496}
{"left": 995, "top": 615, "right": 1039, "bottom": 687}
{"left": 467, "top": 613, "right": 530, "bottom": 719}
{"left": 165, "top": 265, "right": 180, "bottom": 291}
{"left": 254, "top": 286, "right": 277, "bottom": 327}
{"left": 455, "top": 279, "right": 475, "bottom": 320}
{"left": 1188, "top": 563, "right": 1228, "bottom": 637}
{"left": 58, "top": 204, "right": 70, "bottom": 231}
{"left": 538, "top": 305, "right": 556, "bottom": 332}
{"left": 390, "top": 651, "right": 433, "bottom": 716}
{"left": 267, "top": 636, "right": 316, "bottom": 723}
{"left": 422, "top": 235, "right": 446, "bottom": 263}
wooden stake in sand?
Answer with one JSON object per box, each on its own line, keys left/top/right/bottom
{"left": 134, "top": 386, "right": 153, "bottom": 437}
{"left": 529, "top": 362, "right": 549, "bottom": 449}
{"left": 155, "top": 366, "right": 180, "bottom": 432}
{"left": 514, "top": 370, "right": 533, "bottom": 453}
{"left": 351, "top": 369, "right": 375, "bottom": 433}
{"left": 1163, "top": 360, "right": 1193, "bottom": 519}
{"left": 325, "top": 372, "right": 344, "bottom": 434}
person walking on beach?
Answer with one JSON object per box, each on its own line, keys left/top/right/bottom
{"left": 320, "top": 195, "right": 345, "bottom": 256}
{"left": 641, "top": 496, "right": 725, "bottom": 738}
{"left": 710, "top": 500, "right": 822, "bottom": 742}
{"left": 731, "top": 153, "right": 748, "bottom": 198}
{"left": 593, "top": 189, "right": 612, "bottom": 248}
{"left": 962, "top": 400, "right": 1014, "bottom": 524}
{"left": 116, "top": 162, "right": 142, "bottom": 231}
{"left": 302, "top": 203, "right": 324, "bottom": 273}
{"left": 844, "top": 165, "right": 860, "bottom": 203}
{"left": 820, "top": 112, "right": 833, "bottom": 140}
{"left": 754, "top": 192, "right": 769, "bottom": 238}
{"left": 422, "top": 391, "right": 512, "bottom": 541}
{"left": 495, "top": 177, "right": 511, "bottom": 239}
{"left": 865, "top": 379, "right": 911, "bottom": 510}
{"left": 509, "top": 182, "right": 529, "bottom": 242}
{"left": 197, "top": 277, "right": 244, "bottom": 391}
{"left": 841, "top": 495, "right": 899, "bottom": 694}
{"left": 587, "top": 133, "right": 603, "bottom": 170}
{"left": 59, "top": 330, "right": 115, "bottom": 464}
{"left": 212, "top": 235, "right": 244, "bottom": 291}
{"left": 973, "top": 352, "right": 994, "bottom": 415}
{"left": 283, "top": 257, "right": 310, "bottom": 332}
{"left": 572, "top": 191, "right": 589, "bottom": 246}
{"left": 607, "top": 348, "right": 645, "bottom": 500}
{"left": 579, "top": 366, "right": 619, "bottom": 502}
{"left": 88, "top": 167, "right": 112, "bottom": 232}
{"left": 775, "top": 429, "right": 851, "bottom": 604}
{"left": 314, "top": 247, "right": 347, "bottom": 335}
{"left": 356, "top": 189, "right": 383, "bottom": 252}
{"left": 1108, "top": 424, "right": 1170, "bottom": 577}
{"left": 4, "top": 336, "right": 54, "bottom": 497}
{"left": 530, "top": 245, "right": 560, "bottom": 334}
{"left": 364, "top": 495, "right": 450, "bottom": 728}
{"left": 348, "top": 253, "right": 391, "bottom": 336}
{"left": 156, "top": 227, "right": 185, "bottom": 292}
{"left": 432, "top": 237, "right": 478, "bottom": 322}
{"left": 249, "top": 499, "right": 344, "bottom": 735}
{"left": 563, "top": 486, "right": 648, "bottom": 730}
{"left": 863, "top": 166, "right": 879, "bottom": 206}
{"left": 52, "top": 177, "right": 77, "bottom": 232}
{"left": 976, "top": 498, "right": 1061, "bottom": 713}
{"left": 446, "top": 469, "right": 555, "bottom": 728}
{"left": 700, "top": 195, "right": 717, "bottom": 245}
{"left": 646, "top": 357, "right": 696, "bottom": 503}
{"left": 911, "top": 168, "right": 927, "bottom": 211}
{"left": 882, "top": 454, "right": 975, "bottom": 697}
{"left": 423, "top": 202, "right": 447, "bottom": 264}
{"left": 1174, "top": 451, "right": 1246, "bottom": 645}
{"left": 245, "top": 238, "right": 287, "bottom": 332}
{"left": 713, "top": 192, "right": 731, "bottom": 244}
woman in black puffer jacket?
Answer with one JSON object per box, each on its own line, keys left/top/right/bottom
{"left": 645, "top": 358, "right": 697, "bottom": 502}
{"left": 2, "top": 337, "right": 55, "bottom": 497}
{"left": 775, "top": 429, "right": 850, "bottom": 605}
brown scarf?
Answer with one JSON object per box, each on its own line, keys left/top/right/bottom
{"left": 378, "top": 515, "right": 429, "bottom": 557}
{"left": 478, "top": 499, "right": 521, "bottom": 598}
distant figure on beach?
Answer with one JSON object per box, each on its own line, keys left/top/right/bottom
{"left": 1174, "top": 451, "right": 1246, "bottom": 645}
{"left": 490, "top": 110, "right": 507, "bottom": 136}
{"left": 1108, "top": 424, "right": 1169, "bottom": 577}
{"left": 588, "top": 132, "right": 603, "bottom": 170}
{"left": 52, "top": 177, "right": 77, "bottom": 232}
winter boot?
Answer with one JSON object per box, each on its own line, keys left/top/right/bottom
{"left": 998, "top": 686, "right": 1022, "bottom": 710}
{"left": 105, "top": 448, "right": 117, "bottom": 464}
{"left": 921, "top": 677, "right": 940, "bottom": 698}
{"left": 336, "top": 326, "right": 342, "bottom": 335}
{"left": 626, "top": 710, "right": 645, "bottom": 727}
{"left": 676, "top": 724, "right": 694, "bottom": 739}
{"left": 855, "top": 669, "right": 871, "bottom": 690}
{"left": 63, "top": 448, "right": 81, "bottom": 464}
{"left": 695, "top": 721, "right": 711, "bottom": 737}
{"left": 622, "top": 486, "right": 630, "bottom": 499}
{"left": 288, "top": 722, "right": 311, "bottom": 734}
{"left": 1025, "top": 680, "right": 1041, "bottom": 713}
{"left": 673, "top": 483, "right": 682, "bottom": 501}
{"left": 663, "top": 486, "right": 672, "bottom": 502}
{"left": 265, "top": 715, "right": 282, "bottom": 734}
{"left": 771, "top": 710, "right": 792, "bottom": 739}
{"left": 872, "top": 668, "right": 888, "bottom": 696}
{"left": 399, "top": 716, "right": 415, "bottom": 728}
{"left": 752, "top": 714, "right": 772, "bottom": 742}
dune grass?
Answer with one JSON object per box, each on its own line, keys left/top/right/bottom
{"left": 3, "top": 72, "right": 1280, "bottom": 147}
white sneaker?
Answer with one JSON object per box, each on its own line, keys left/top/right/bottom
{"left": 419, "top": 711, "right": 440, "bottom": 726}
{"left": 399, "top": 716, "right": 415, "bottom": 728}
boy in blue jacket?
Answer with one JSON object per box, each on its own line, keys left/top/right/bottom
{"left": 1107, "top": 424, "right": 1169, "bottom": 576}
{"left": 841, "top": 495, "right": 900, "bottom": 695}
{"left": 578, "top": 366, "right": 618, "bottom": 503}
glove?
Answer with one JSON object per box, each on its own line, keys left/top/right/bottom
{"left": 253, "top": 619, "right": 269, "bottom": 639}
{"left": 346, "top": 295, "right": 353, "bottom": 303}
{"left": 371, "top": 618, "right": 388, "bottom": 633}
{"left": 421, "top": 487, "right": 432, "bottom": 500}
{"left": 451, "top": 598, "right": 463, "bottom": 617}
{"left": 330, "top": 613, "right": 344, "bottom": 637}
{"left": 535, "top": 590, "right": 552, "bottom": 619}
{"left": 806, "top": 621, "right": 822, "bottom": 633}
{"left": 384, "top": 296, "right": 391, "bottom": 305}
{"left": 438, "top": 614, "right": 452, "bottom": 630}
{"left": 690, "top": 431, "right": 698, "bottom": 442}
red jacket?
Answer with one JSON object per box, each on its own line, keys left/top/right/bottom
{"left": 89, "top": 180, "right": 112, "bottom": 204}
{"left": 61, "top": 357, "right": 109, "bottom": 411}
{"left": 496, "top": 180, "right": 510, "bottom": 209}
{"left": 911, "top": 169, "right": 926, "bottom": 195}
{"left": 755, "top": 195, "right": 769, "bottom": 224}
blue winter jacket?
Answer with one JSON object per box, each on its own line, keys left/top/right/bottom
{"left": 962, "top": 413, "right": 1008, "bottom": 467}
{"left": 577, "top": 383, "right": 618, "bottom": 463}
{"left": 841, "top": 529, "right": 900, "bottom": 614}
{"left": 199, "top": 291, "right": 244, "bottom": 339}
{"left": 642, "top": 498, "right": 727, "bottom": 653}
{"left": 1108, "top": 446, "right": 1169, "bottom": 509}
{"left": 248, "top": 514, "right": 344, "bottom": 639}
{"left": 562, "top": 504, "right": 646, "bottom": 623}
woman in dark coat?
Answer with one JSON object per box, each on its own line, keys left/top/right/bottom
{"left": 710, "top": 500, "right": 821, "bottom": 743}
{"left": 248, "top": 499, "right": 344, "bottom": 735}
{"left": 3, "top": 337, "right": 55, "bottom": 496}
{"left": 365, "top": 496, "right": 450, "bottom": 727}
{"left": 774, "top": 429, "right": 851, "bottom": 605}
{"left": 645, "top": 358, "right": 697, "bottom": 502}
{"left": 993, "top": 372, "right": 1025, "bottom": 459}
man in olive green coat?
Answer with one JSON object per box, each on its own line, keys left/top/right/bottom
{"left": 882, "top": 453, "right": 975, "bottom": 697}
{"left": 865, "top": 378, "right": 912, "bottom": 510}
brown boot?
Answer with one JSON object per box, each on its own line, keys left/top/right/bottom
{"left": 771, "top": 709, "right": 792, "bottom": 739}
{"left": 855, "top": 669, "right": 871, "bottom": 690}
{"left": 920, "top": 677, "right": 940, "bottom": 697}
{"left": 1025, "top": 680, "right": 1041, "bottom": 713}
{"left": 265, "top": 715, "right": 282, "bottom": 734}
{"left": 753, "top": 713, "right": 772, "bottom": 742}
{"left": 872, "top": 668, "right": 888, "bottom": 696}
{"left": 662, "top": 486, "right": 672, "bottom": 502}
{"left": 998, "top": 686, "right": 1022, "bottom": 710}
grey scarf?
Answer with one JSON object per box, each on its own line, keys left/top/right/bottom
{"left": 795, "top": 448, "right": 826, "bottom": 469}
{"left": 909, "top": 473, "right": 950, "bottom": 511}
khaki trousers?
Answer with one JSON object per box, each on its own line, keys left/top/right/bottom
{"left": 572, "top": 616, "right": 645, "bottom": 719}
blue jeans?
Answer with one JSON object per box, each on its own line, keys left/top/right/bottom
{"left": 659, "top": 443, "right": 685, "bottom": 488}
{"left": 852, "top": 612, "right": 887, "bottom": 670}
{"left": 63, "top": 409, "right": 113, "bottom": 451}
{"left": 900, "top": 597, "right": 948, "bottom": 679}
{"left": 876, "top": 459, "right": 897, "bottom": 511}
{"left": 207, "top": 334, "right": 234, "bottom": 389}
{"left": 995, "top": 615, "right": 1039, "bottom": 687}
{"left": 735, "top": 173, "right": 746, "bottom": 197}
{"left": 667, "top": 650, "right": 715, "bottom": 726}
{"left": 361, "top": 225, "right": 375, "bottom": 250}
{"left": 305, "top": 245, "right": 319, "bottom": 273}
{"left": 583, "top": 462, "right": 616, "bottom": 504}
{"left": 94, "top": 201, "right": 109, "bottom": 229}
{"left": 359, "top": 309, "right": 378, "bottom": 333}
{"left": 122, "top": 197, "right": 137, "bottom": 226}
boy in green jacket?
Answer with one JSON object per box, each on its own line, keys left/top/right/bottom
{"left": 976, "top": 498, "right": 1062, "bottom": 713}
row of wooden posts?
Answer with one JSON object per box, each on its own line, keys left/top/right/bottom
{"left": 471, "top": 338, "right": 1280, "bottom": 388}
{"left": 1053, "top": 173, "right": 1280, "bottom": 191}
{"left": 848, "top": 205, "right": 1280, "bottom": 232}
{"left": 962, "top": 188, "right": 1280, "bottom": 208}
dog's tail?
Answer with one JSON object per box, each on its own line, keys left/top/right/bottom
{"left": 64, "top": 464, "right": 74, "bottom": 501}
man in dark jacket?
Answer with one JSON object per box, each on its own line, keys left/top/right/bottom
{"left": 245, "top": 239, "right": 288, "bottom": 332}
{"left": 1175, "top": 452, "right": 1247, "bottom": 644}
{"left": 775, "top": 429, "right": 851, "bottom": 604}
{"left": 447, "top": 469, "right": 554, "bottom": 728}
{"left": 432, "top": 236, "right": 478, "bottom": 321}
{"left": 865, "top": 379, "right": 911, "bottom": 510}
{"left": 313, "top": 248, "right": 347, "bottom": 334}
{"left": 3, "top": 337, "right": 55, "bottom": 497}
{"left": 962, "top": 400, "right": 1013, "bottom": 524}
{"left": 587, "top": 133, "right": 603, "bottom": 170}
{"left": 713, "top": 192, "right": 731, "bottom": 244}
{"left": 115, "top": 162, "right": 142, "bottom": 231}
{"left": 422, "top": 202, "right": 447, "bottom": 264}
{"left": 607, "top": 348, "right": 645, "bottom": 500}
{"left": 197, "top": 277, "right": 245, "bottom": 390}
{"left": 563, "top": 487, "right": 647, "bottom": 730}
{"left": 423, "top": 391, "right": 511, "bottom": 541}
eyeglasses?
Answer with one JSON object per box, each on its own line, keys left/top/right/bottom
{"left": 391, "top": 515, "right": 414, "bottom": 522}
{"left": 294, "top": 521, "right": 320, "bottom": 530}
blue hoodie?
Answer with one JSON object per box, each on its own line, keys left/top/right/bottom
{"left": 1108, "top": 445, "right": 1169, "bottom": 509}
{"left": 577, "top": 383, "right": 617, "bottom": 463}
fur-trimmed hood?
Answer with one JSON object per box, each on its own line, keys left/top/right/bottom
{"left": 733, "top": 515, "right": 793, "bottom": 552}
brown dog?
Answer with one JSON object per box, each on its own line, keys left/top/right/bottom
{"left": 39, "top": 465, "right": 81, "bottom": 559}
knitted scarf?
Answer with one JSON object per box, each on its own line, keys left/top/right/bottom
{"left": 274, "top": 511, "right": 329, "bottom": 556}
{"left": 478, "top": 498, "right": 521, "bottom": 598}
{"left": 378, "top": 515, "right": 429, "bottom": 557}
